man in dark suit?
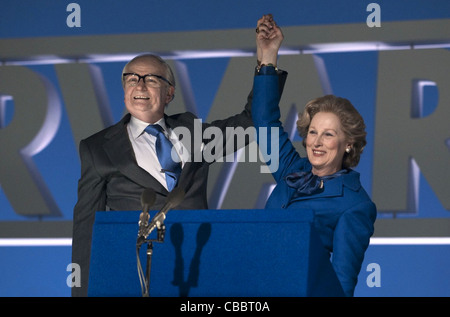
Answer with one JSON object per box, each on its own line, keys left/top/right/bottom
{"left": 72, "top": 51, "right": 286, "bottom": 296}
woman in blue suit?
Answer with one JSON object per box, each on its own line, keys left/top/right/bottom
{"left": 254, "top": 15, "right": 377, "bottom": 297}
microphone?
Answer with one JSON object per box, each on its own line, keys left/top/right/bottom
{"left": 140, "top": 187, "right": 185, "bottom": 242}
{"left": 137, "top": 188, "right": 156, "bottom": 242}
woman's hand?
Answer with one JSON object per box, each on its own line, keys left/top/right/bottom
{"left": 256, "top": 14, "right": 284, "bottom": 66}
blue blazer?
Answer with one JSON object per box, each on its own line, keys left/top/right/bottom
{"left": 252, "top": 70, "right": 377, "bottom": 297}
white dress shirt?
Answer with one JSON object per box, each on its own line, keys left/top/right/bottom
{"left": 127, "top": 116, "right": 186, "bottom": 190}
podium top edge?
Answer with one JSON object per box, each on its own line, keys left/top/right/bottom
{"left": 94, "top": 208, "right": 314, "bottom": 225}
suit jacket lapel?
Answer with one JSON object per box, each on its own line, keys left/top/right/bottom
{"left": 103, "top": 114, "right": 167, "bottom": 194}
{"left": 165, "top": 113, "right": 204, "bottom": 186}
{"left": 165, "top": 113, "right": 204, "bottom": 158}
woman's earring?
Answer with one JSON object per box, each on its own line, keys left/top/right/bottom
{"left": 346, "top": 147, "right": 351, "bottom": 153}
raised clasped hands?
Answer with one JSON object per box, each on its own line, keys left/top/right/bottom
{"left": 256, "top": 14, "right": 284, "bottom": 66}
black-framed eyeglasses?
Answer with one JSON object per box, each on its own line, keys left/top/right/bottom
{"left": 122, "top": 73, "right": 173, "bottom": 87}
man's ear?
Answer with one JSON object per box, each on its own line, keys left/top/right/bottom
{"left": 166, "top": 86, "right": 175, "bottom": 103}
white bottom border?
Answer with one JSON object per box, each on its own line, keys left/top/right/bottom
{"left": 0, "top": 237, "right": 450, "bottom": 247}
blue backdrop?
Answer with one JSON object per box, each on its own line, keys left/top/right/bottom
{"left": 0, "top": 0, "right": 449, "bottom": 297}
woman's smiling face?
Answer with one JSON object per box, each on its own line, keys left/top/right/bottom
{"left": 305, "top": 111, "right": 350, "bottom": 177}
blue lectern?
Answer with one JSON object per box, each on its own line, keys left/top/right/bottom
{"left": 88, "top": 209, "right": 344, "bottom": 297}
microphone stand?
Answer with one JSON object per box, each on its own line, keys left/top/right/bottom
{"left": 136, "top": 187, "right": 185, "bottom": 297}
{"left": 141, "top": 223, "right": 166, "bottom": 297}
{"left": 137, "top": 219, "right": 167, "bottom": 297}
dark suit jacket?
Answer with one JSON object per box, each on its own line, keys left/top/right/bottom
{"left": 71, "top": 70, "right": 288, "bottom": 296}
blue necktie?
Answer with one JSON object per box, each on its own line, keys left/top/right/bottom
{"left": 144, "top": 124, "right": 182, "bottom": 191}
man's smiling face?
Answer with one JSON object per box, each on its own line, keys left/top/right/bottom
{"left": 123, "top": 56, "right": 174, "bottom": 124}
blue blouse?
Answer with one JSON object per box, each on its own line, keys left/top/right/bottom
{"left": 252, "top": 70, "right": 377, "bottom": 296}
